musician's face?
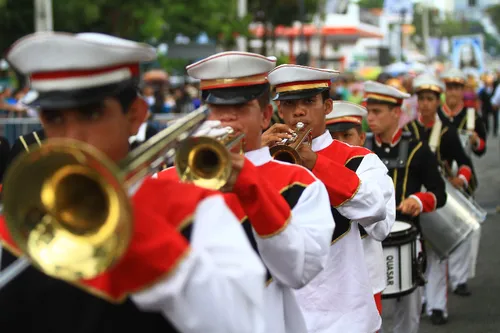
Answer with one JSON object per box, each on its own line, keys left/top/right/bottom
{"left": 330, "top": 127, "right": 366, "bottom": 146}
{"left": 445, "top": 83, "right": 464, "bottom": 107}
{"left": 417, "top": 91, "right": 440, "bottom": 118}
{"left": 278, "top": 93, "right": 333, "bottom": 139}
{"left": 39, "top": 97, "right": 147, "bottom": 162}
{"left": 366, "top": 103, "right": 400, "bottom": 135}
{"left": 208, "top": 99, "right": 273, "bottom": 152}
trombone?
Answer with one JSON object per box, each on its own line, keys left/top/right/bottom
{"left": 175, "top": 127, "right": 245, "bottom": 190}
{"left": 0, "top": 105, "right": 210, "bottom": 286}
{"left": 270, "top": 122, "right": 312, "bottom": 165}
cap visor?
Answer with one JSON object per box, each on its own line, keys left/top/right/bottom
{"left": 273, "top": 87, "right": 328, "bottom": 101}
{"left": 29, "top": 79, "right": 138, "bottom": 110}
{"left": 327, "top": 122, "right": 359, "bottom": 132}
{"left": 203, "top": 83, "right": 269, "bottom": 105}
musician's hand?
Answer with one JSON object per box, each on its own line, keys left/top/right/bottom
{"left": 397, "top": 197, "right": 422, "bottom": 217}
{"left": 193, "top": 120, "right": 228, "bottom": 138}
{"left": 261, "top": 124, "right": 293, "bottom": 147}
{"left": 448, "top": 176, "right": 465, "bottom": 189}
{"left": 469, "top": 131, "right": 479, "bottom": 146}
{"left": 220, "top": 152, "right": 246, "bottom": 192}
{"left": 296, "top": 144, "right": 318, "bottom": 170}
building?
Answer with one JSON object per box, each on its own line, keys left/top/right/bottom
{"left": 453, "top": 0, "right": 498, "bottom": 20}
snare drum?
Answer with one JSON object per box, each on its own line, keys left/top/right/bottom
{"left": 382, "top": 221, "right": 419, "bottom": 299}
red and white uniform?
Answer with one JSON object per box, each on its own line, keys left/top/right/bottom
{"left": 160, "top": 146, "right": 334, "bottom": 333}
{"left": 294, "top": 131, "right": 394, "bottom": 333}
{"left": 0, "top": 177, "right": 266, "bottom": 333}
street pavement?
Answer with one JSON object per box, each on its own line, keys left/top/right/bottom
{"left": 382, "top": 134, "right": 500, "bottom": 333}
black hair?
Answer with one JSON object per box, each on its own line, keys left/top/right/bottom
{"left": 114, "top": 84, "right": 140, "bottom": 113}
{"left": 257, "top": 88, "right": 270, "bottom": 109}
{"left": 321, "top": 90, "right": 330, "bottom": 101}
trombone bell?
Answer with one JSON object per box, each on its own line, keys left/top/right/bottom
{"left": 3, "top": 140, "right": 132, "bottom": 281}
{"left": 175, "top": 129, "right": 245, "bottom": 190}
{"left": 1, "top": 105, "right": 210, "bottom": 282}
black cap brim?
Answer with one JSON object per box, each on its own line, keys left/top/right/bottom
{"left": 28, "top": 79, "right": 139, "bottom": 110}
{"left": 203, "top": 83, "right": 269, "bottom": 105}
{"left": 327, "top": 122, "right": 360, "bottom": 133}
{"left": 273, "top": 87, "right": 328, "bottom": 101}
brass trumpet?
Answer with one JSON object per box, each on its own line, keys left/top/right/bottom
{"left": 1, "top": 106, "right": 210, "bottom": 282}
{"left": 175, "top": 127, "right": 245, "bottom": 190}
{"left": 270, "top": 122, "right": 312, "bottom": 165}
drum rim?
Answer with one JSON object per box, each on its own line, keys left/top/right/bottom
{"left": 383, "top": 221, "right": 418, "bottom": 246}
{"left": 382, "top": 285, "right": 418, "bottom": 299}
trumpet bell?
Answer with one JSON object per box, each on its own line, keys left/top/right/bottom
{"left": 269, "top": 122, "right": 312, "bottom": 165}
{"left": 269, "top": 145, "right": 302, "bottom": 164}
{"left": 175, "top": 136, "right": 232, "bottom": 190}
{"left": 2, "top": 139, "right": 133, "bottom": 281}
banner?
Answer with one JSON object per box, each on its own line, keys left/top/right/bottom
{"left": 451, "top": 34, "right": 484, "bottom": 77}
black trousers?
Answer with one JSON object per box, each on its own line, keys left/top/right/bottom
{"left": 483, "top": 108, "right": 498, "bottom": 135}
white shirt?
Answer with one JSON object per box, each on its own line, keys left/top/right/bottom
{"left": 296, "top": 131, "right": 393, "bottom": 333}
{"left": 242, "top": 147, "right": 335, "bottom": 333}
{"left": 362, "top": 190, "right": 396, "bottom": 294}
{"left": 132, "top": 193, "right": 267, "bottom": 333}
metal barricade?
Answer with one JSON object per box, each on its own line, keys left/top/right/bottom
{"left": 0, "top": 117, "right": 42, "bottom": 145}
{"left": 0, "top": 114, "right": 185, "bottom": 145}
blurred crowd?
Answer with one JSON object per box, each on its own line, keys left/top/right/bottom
{"left": 1, "top": 67, "right": 500, "bottom": 140}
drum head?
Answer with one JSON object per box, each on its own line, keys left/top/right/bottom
{"left": 383, "top": 221, "right": 418, "bottom": 246}
{"left": 392, "top": 221, "right": 412, "bottom": 233}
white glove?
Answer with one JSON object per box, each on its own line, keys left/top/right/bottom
{"left": 193, "top": 120, "right": 231, "bottom": 138}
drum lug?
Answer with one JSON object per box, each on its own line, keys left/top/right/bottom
{"left": 416, "top": 252, "right": 427, "bottom": 286}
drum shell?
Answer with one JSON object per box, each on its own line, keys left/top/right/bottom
{"left": 420, "top": 178, "right": 484, "bottom": 259}
{"left": 382, "top": 221, "right": 419, "bottom": 299}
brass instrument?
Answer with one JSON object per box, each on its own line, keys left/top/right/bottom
{"left": 0, "top": 105, "right": 210, "bottom": 283}
{"left": 270, "top": 122, "right": 312, "bottom": 165}
{"left": 175, "top": 127, "right": 245, "bottom": 190}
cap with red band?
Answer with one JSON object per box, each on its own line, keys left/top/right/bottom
{"left": 441, "top": 68, "right": 466, "bottom": 85}
{"left": 186, "top": 52, "right": 276, "bottom": 105}
{"left": 5, "top": 32, "right": 156, "bottom": 109}
{"left": 325, "top": 101, "right": 367, "bottom": 132}
{"left": 413, "top": 73, "right": 445, "bottom": 94}
{"left": 267, "top": 64, "right": 338, "bottom": 101}
{"left": 363, "top": 80, "right": 410, "bottom": 106}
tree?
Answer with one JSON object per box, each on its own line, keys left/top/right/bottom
{"left": 356, "top": 0, "right": 384, "bottom": 9}
{"left": 486, "top": 4, "right": 500, "bottom": 33}
{"left": 248, "top": 0, "right": 323, "bottom": 55}
{"left": 0, "top": 0, "right": 251, "bottom": 54}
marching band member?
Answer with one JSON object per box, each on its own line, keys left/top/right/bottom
{"left": 439, "top": 68, "right": 486, "bottom": 297}
{"left": 0, "top": 32, "right": 266, "bottom": 333}
{"left": 404, "top": 73, "right": 476, "bottom": 325}
{"left": 266, "top": 65, "right": 394, "bottom": 333}
{"left": 158, "top": 52, "right": 334, "bottom": 333}
{"left": 439, "top": 68, "right": 487, "bottom": 158}
{"left": 364, "top": 80, "right": 447, "bottom": 333}
{"left": 324, "top": 101, "right": 396, "bottom": 319}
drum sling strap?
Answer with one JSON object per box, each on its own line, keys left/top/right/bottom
{"left": 428, "top": 117, "right": 442, "bottom": 154}
{"left": 466, "top": 107, "right": 475, "bottom": 131}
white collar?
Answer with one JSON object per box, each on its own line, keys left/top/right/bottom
{"left": 128, "top": 122, "right": 148, "bottom": 144}
{"left": 312, "top": 130, "right": 333, "bottom": 152}
{"left": 245, "top": 146, "right": 272, "bottom": 166}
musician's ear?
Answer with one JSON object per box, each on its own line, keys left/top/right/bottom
{"left": 323, "top": 98, "right": 333, "bottom": 116}
{"left": 127, "top": 96, "right": 148, "bottom": 136}
{"left": 277, "top": 101, "right": 284, "bottom": 119}
{"left": 359, "top": 131, "right": 366, "bottom": 146}
{"left": 261, "top": 103, "right": 273, "bottom": 129}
